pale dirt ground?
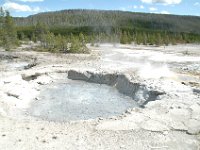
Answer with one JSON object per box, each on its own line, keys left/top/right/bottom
{"left": 0, "top": 43, "right": 200, "bottom": 150}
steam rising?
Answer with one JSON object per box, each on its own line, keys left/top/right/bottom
{"left": 138, "top": 63, "right": 175, "bottom": 79}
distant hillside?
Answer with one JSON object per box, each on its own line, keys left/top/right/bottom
{"left": 14, "top": 9, "right": 200, "bottom": 34}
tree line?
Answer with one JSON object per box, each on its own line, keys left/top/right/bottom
{"left": 15, "top": 9, "right": 200, "bottom": 46}
{"left": 17, "top": 25, "right": 200, "bottom": 46}
{"left": 1, "top": 8, "right": 200, "bottom": 52}
{"left": 15, "top": 9, "right": 200, "bottom": 35}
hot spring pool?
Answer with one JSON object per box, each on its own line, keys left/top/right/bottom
{"left": 28, "top": 78, "right": 137, "bottom": 121}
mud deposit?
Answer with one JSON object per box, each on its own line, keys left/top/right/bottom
{"left": 28, "top": 79, "right": 136, "bottom": 121}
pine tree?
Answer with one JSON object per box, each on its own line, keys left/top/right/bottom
{"left": 3, "top": 10, "right": 18, "bottom": 50}
{"left": 164, "top": 32, "right": 169, "bottom": 46}
{"left": 90, "top": 34, "right": 95, "bottom": 46}
{"left": 0, "top": 7, "right": 5, "bottom": 46}
{"left": 79, "top": 32, "right": 87, "bottom": 52}
{"left": 120, "top": 31, "right": 129, "bottom": 44}
{"left": 127, "top": 31, "right": 132, "bottom": 44}
{"left": 142, "top": 32, "right": 147, "bottom": 45}
{"left": 55, "top": 34, "right": 68, "bottom": 52}
{"left": 132, "top": 32, "right": 136, "bottom": 44}
{"left": 136, "top": 32, "right": 143, "bottom": 45}
{"left": 69, "top": 34, "right": 81, "bottom": 53}
{"left": 155, "top": 33, "right": 162, "bottom": 46}
{"left": 45, "top": 31, "right": 55, "bottom": 51}
{"left": 34, "top": 22, "right": 48, "bottom": 42}
{"left": 31, "top": 33, "right": 37, "bottom": 43}
{"left": 18, "top": 32, "right": 25, "bottom": 41}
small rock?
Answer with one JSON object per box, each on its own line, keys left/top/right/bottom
{"left": 163, "top": 131, "right": 168, "bottom": 135}
{"left": 3, "top": 81, "right": 10, "bottom": 84}
{"left": 36, "top": 89, "right": 40, "bottom": 91}
{"left": 37, "top": 82, "right": 45, "bottom": 85}
{"left": 6, "top": 92, "right": 19, "bottom": 99}
{"left": 193, "top": 89, "right": 200, "bottom": 94}
{"left": 52, "top": 136, "right": 57, "bottom": 140}
{"left": 181, "top": 82, "right": 186, "bottom": 85}
{"left": 98, "top": 117, "right": 103, "bottom": 121}
{"left": 109, "top": 116, "right": 118, "bottom": 120}
{"left": 42, "top": 140, "right": 46, "bottom": 143}
{"left": 125, "top": 109, "right": 132, "bottom": 114}
{"left": 186, "top": 128, "right": 200, "bottom": 135}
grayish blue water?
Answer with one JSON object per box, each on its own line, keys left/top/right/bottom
{"left": 28, "top": 79, "right": 137, "bottom": 121}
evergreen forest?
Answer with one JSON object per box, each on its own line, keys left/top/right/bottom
{"left": 1, "top": 8, "right": 200, "bottom": 52}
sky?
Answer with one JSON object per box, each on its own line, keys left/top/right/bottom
{"left": 0, "top": 0, "right": 200, "bottom": 17}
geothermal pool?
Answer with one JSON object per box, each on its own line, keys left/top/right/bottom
{"left": 28, "top": 78, "right": 137, "bottom": 121}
